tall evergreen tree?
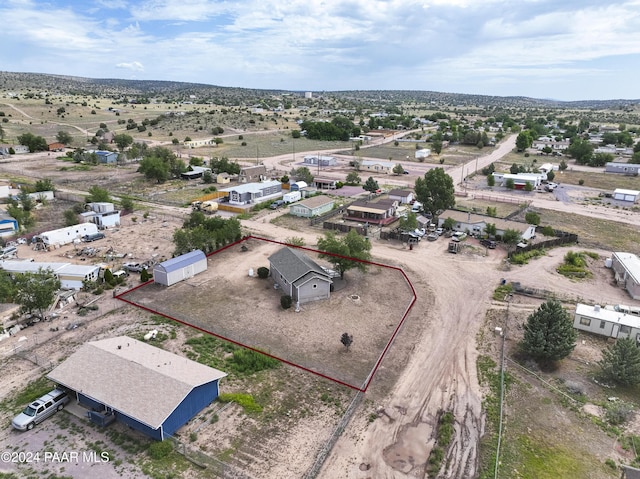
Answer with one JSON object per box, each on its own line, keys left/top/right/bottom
{"left": 522, "top": 299, "right": 576, "bottom": 361}
{"left": 599, "top": 338, "right": 640, "bottom": 387}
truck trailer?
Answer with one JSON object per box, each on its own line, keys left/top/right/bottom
{"left": 283, "top": 191, "right": 301, "bottom": 204}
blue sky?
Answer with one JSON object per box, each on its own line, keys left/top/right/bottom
{"left": 2, "top": 0, "right": 640, "bottom": 101}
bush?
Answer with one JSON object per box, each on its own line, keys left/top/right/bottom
{"left": 579, "top": 179, "right": 585, "bottom": 185}
{"left": 257, "top": 267, "right": 269, "bottom": 279}
{"left": 605, "top": 401, "right": 634, "bottom": 425}
{"left": 281, "top": 295, "right": 292, "bottom": 309}
{"left": 147, "top": 440, "right": 173, "bottom": 459}
{"left": 218, "top": 393, "right": 263, "bottom": 413}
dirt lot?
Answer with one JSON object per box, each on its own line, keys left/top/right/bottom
{"left": 121, "top": 237, "right": 415, "bottom": 389}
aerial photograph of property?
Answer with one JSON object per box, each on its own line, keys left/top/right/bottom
{"left": 1, "top": 1, "right": 640, "bottom": 478}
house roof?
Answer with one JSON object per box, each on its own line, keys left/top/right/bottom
{"left": 348, "top": 200, "right": 393, "bottom": 214}
{"left": 575, "top": 304, "right": 640, "bottom": 329}
{"left": 613, "top": 252, "right": 640, "bottom": 284}
{"left": 439, "top": 209, "right": 532, "bottom": 233}
{"left": 240, "top": 165, "right": 266, "bottom": 175}
{"left": 222, "top": 180, "right": 281, "bottom": 194}
{"left": 47, "top": 336, "right": 226, "bottom": 430}
{"left": 362, "top": 159, "right": 395, "bottom": 168}
{"left": 0, "top": 261, "right": 100, "bottom": 277}
{"left": 622, "top": 465, "right": 640, "bottom": 479}
{"left": 388, "top": 189, "right": 413, "bottom": 197}
{"left": 156, "top": 250, "right": 206, "bottom": 273}
{"left": 268, "top": 247, "right": 331, "bottom": 285}
{"left": 295, "top": 195, "right": 334, "bottom": 209}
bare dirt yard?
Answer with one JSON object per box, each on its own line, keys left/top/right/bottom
{"left": 121, "top": 237, "right": 415, "bottom": 389}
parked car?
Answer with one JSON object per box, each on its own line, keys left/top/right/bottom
{"left": 480, "top": 239, "right": 497, "bottom": 249}
{"left": 545, "top": 182, "right": 558, "bottom": 191}
{"left": 83, "top": 232, "right": 105, "bottom": 242}
{"left": 270, "top": 199, "right": 285, "bottom": 209}
{"left": 123, "top": 262, "right": 144, "bottom": 273}
{"left": 403, "top": 170, "right": 410, "bottom": 175}
{"left": 435, "top": 227, "right": 444, "bottom": 235}
{"left": 451, "top": 232, "right": 467, "bottom": 242}
{"left": 414, "top": 228, "right": 426, "bottom": 237}
{"left": 427, "top": 233, "right": 439, "bottom": 241}
{"left": 12, "top": 388, "right": 69, "bottom": 431}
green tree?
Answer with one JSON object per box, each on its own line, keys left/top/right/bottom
{"left": 546, "top": 170, "right": 555, "bottom": 182}
{"left": 502, "top": 228, "right": 521, "bottom": 247}
{"left": 119, "top": 197, "right": 135, "bottom": 212}
{"left": 363, "top": 177, "right": 379, "bottom": 193}
{"left": 317, "top": 230, "right": 372, "bottom": 279}
{"left": 485, "top": 223, "right": 497, "bottom": 237}
{"left": 17, "top": 132, "right": 48, "bottom": 152}
{"left": 487, "top": 175, "right": 495, "bottom": 187}
{"left": 486, "top": 207, "right": 497, "bottom": 217}
{"left": 515, "top": 131, "right": 533, "bottom": 151}
{"left": 138, "top": 156, "right": 169, "bottom": 183}
{"left": 34, "top": 178, "right": 55, "bottom": 192}
{"left": 346, "top": 171, "right": 361, "bottom": 185}
{"left": 414, "top": 168, "right": 455, "bottom": 218}
{"left": 14, "top": 268, "right": 62, "bottom": 319}
{"left": 398, "top": 212, "right": 418, "bottom": 232}
{"left": 599, "top": 338, "right": 640, "bottom": 387}
{"left": 567, "top": 138, "right": 594, "bottom": 165}
{"left": 56, "top": 130, "right": 73, "bottom": 145}
{"left": 524, "top": 182, "right": 534, "bottom": 192}
{"left": 431, "top": 138, "right": 443, "bottom": 155}
{"left": 559, "top": 159, "right": 568, "bottom": 171}
{"left": 86, "top": 185, "right": 111, "bottom": 203}
{"left": 525, "top": 212, "right": 541, "bottom": 225}
{"left": 522, "top": 299, "right": 577, "bottom": 362}
{"left": 442, "top": 217, "right": 456, "bottom": 230}
{"left": 393, "top": 163, "right": 405, "bottom": 175}
{"left": 505, "top": 178, "right": 515, "bottom": 189}
{"left": 114, "top": 133, "right": 134, "bottom": 151}
{"left": 63, "top": 209, "right": 79, "bottom": 226}
{"left": 290, "top": 166, "right": 314, "bottom": 184}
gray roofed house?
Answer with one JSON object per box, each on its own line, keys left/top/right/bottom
{"left": 239, "top": 165, "right": 267, "bottom": 183}
{"left": 47, "top": 336, "right": 226, "bottom": 440}
{"left": 268, "top": 247, "right": 332, "bottom": 304}
{"left": 289, "top": 195, "right": 334, "bottom": 218}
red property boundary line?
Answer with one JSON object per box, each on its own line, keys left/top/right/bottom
{"left": 116, "top": 235, "right": 417, "bottom": 392}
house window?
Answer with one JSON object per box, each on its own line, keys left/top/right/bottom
{"left": 600, "top": 320, "right": 606, "bottom": 329}
{"left": 620, "top": 325, "right": 631, "bottom": 334}
{"left": 579, "top": 317, "right": 591, "bottom": 326}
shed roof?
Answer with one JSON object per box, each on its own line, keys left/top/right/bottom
{"left": 268, "top": 247, "right": 330, "bottom": 285}
{"left": 614, "top": 188, "right": 640, "bottom": 196}
{"left": 388, "top": 189, "right": 413, "bottom": 197}
{"left": 157, "top": 250, "right": 206, "bottom": 274}
{"left": 47, "top": 337, "right": 226, "bottom": 430}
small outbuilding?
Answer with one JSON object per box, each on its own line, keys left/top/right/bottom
{"left": 47, "top": 336, "right": 226, "bottom": 440}
{"left": 153, "top": 250, "right": 207, "bottom": 287}
{"left": 610, "top": 252, "right": 640, "bottom": 300}
{"left": 613, "top": 188, "right": 640, "bottom": 203}
{"left": 0, "top": 213, "right": 19, "bottom": 238}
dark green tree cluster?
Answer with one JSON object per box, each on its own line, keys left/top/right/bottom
{"left": 521, "top": 299, "right": 576, "bottom": 362}
{"left": 12, "top": 268, "right": 61, "bottom": 319}
{"left": 17, "top": 132, "right": 48, "bottom": 152}
{"left": 460, "top": 130, "right": 490, "bottom": 148}
{"left": 317, "top": 230, "right": 372, "bottom": 279}
{"left": 290, "top": 166, "right": 314, "bottom": 184}
{"left": 515, "top": 131, "right": 534, "bottom": 151}
{"left": 137, "top": 147, "right": 187, "bottom": 183}
{"left": 566, "top": 138, "right": 594, "bottom": 165}
{"left": 599, "top": 338, "right": 640, "bottom": 387}
{"left": 414, "top": 168, "right": 455, "bottom": 218}
{"left": 173, "top": 212, "right": 242, "bottom": 255}
{"left": 6, "top": 191, "right": 36, "bottom": 230}
{"left": 300, "top": 116, "right": 359, "bottom": 141}
{"left": 362, "top": 177, "right": 379, "bottom": 193}
{"left": 210, "top": 157, "right": 241, "bottom": 175}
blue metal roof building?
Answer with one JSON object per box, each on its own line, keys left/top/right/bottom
{"left": 153, "top": 249, "right": 207, "bottom": 286}
{"left": 47, "top": 336, "right": 226, "bottom": 440}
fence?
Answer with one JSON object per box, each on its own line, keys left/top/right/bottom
{"left": 472, "top": 193, "right": 533, "bottom": 206}
{"left": 303, "top": 391, "right": 365, "bottom": 478}
{"left": 322, "top": 221, "right": 366, "bottom": 235}
{"left": 507, "top": 233, "right": 578, "bottom": 259}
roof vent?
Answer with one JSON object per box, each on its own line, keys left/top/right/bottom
{"left": 594, "top": 305, "right": 601, "bottom": 312}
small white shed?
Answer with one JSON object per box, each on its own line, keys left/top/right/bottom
{"left": 613, "top": 188, "right": 640, "bottom": 203}
{"left": 153, "top": 250, "right": 207, "bottom": 287}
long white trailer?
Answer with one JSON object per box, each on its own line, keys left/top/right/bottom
{"left": 37, "top": 224, "right": 99, "bottom": 247}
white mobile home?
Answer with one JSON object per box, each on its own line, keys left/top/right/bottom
{"left": 574, "top": 303, "right": 640, "bottom": 341}
{"left": 153, "top": 250, "right": 207, "bottom": 287}
{"left": 37, "top": 224, "right": 99, "bottom": 247}
{"left": 0, "top": 261, "right": 100, "bottom": 289}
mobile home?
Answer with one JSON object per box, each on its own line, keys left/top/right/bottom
{"left": 37, "top": 224, "right": 99, "bottom": 247}
{"left": 574, "top": 303, "right": 640, "bottom": 341}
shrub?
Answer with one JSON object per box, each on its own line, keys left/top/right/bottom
{"left": 579, "top": 179, "right": 585, "bottom": 185}
{"left": 147, "top": 440, "right": 173, "bottom": 459}
{"left": 218, "top": 393, "right": 263, "bottom": 413}
{"left": 257, "top": 267, "right": 269, "bottom": 279}
{"left": 281, "top": 295, "right": 292, "bottom": 309}
{"left": 605, "top": 401, "right": 634, "bottom": 425}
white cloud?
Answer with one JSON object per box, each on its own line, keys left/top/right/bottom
{"left": 116, "top": 61, "right": 145, "bottom": 72}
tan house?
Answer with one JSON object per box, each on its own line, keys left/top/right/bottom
{"left": 239, "top": 165, "right": 267, "bottom": 183}
{"left": 216, "top": 173, "right": 231, "bottom": 184}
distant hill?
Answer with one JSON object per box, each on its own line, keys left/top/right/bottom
{"left": 1, "top": 71, "right": 639, "bottom": 110}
